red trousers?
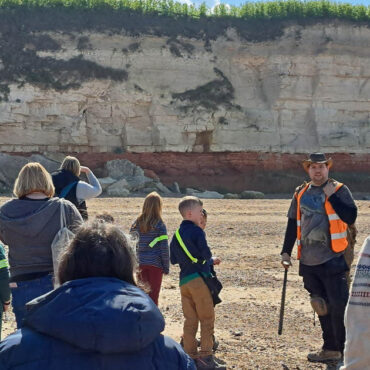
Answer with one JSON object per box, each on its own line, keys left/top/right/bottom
{"left": 139, "top": 265, "right": 163, "bottom": 306}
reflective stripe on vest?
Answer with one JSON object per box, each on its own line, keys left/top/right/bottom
{"left": 175, "top": 229, "right": 206, "bottom": 264}
{"left": 0, "top": 258, "right": 8, "bottom": 269}
{"left": 324, "top": 183, "right": 348, "bottom": 253}
{"left": 149, "top": 235, "right": 168, "bottom": 248}
{"left": 296, "top": 182, "right": 348, "bottom": 259}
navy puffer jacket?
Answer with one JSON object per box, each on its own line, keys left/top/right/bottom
{"left": 0, "top": 277, "right": 195, "bottom": 370}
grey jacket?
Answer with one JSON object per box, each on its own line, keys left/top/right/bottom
{"left": 0, "top": 198, "right": 82, "bottom": 278}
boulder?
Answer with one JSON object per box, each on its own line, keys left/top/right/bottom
{"left": 142, "top": 187, "right": 158, "bottom": 194}
{"left": 125, "top": 175, "right": 154, "bottom": 191}
{"left": 106, "top": 159, "right": 144, "bottom": 180}
{"left": 185, "top": 188, "right": 200, "bottom": 195}
{"left": 197, "top": 191, "right": 224, "bottom": 199}
{"left": 0, "top": 182, "right": 10, "bottom": 194}
{"left": 240, "top": 190, "right": 265, "bottom": 199}
{"left": 41, "top": 152, "right": 66, "bottom": 163}
{"left": 29, "top": 154, "right": 60, "bottom": 173}
{"left": 106, "top": 179, "right": 130, "bottom": 197}
{"left": 155, "top": 182, "right": 172, "bottom": 195}
{"left": 0, "top": 153, "right": 29, "bottom": 188}
{"left": 169, "top": 182, "right": 181, "bottom": 194}
{"left": 143, "top": 169, "right": 159, "bottom": 181}
{"left": 224, "top": 193, "right": 240, "bottom": 199}
{"left": 98, "top": 177, "right": 117, "bottom": 191}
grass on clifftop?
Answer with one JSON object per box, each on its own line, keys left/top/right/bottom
{"left": 0, "top": 0, "right": 369, "bottom": 22}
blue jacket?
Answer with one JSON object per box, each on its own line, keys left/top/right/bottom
{"left": 170, "top": 220, "right": 213, "bottom": 282}
{"left": 0, "top": 277, "right": 195, "bottom": 370}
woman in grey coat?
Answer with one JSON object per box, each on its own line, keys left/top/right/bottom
{"left": 0, "top": 162, "right": 82, "bottom": 328}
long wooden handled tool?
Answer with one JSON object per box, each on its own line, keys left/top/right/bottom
{"left": 278, "top": 265, "right": 289, "bottom": 335}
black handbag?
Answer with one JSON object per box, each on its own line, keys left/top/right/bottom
{"left": 174, "top": 229, "right": 222, "bottom": 306}
{"left": 198, "top": 266, "right": 223, "bottom": 306}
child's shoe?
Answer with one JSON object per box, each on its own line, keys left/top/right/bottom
{"left": 212, "top": 335, "right": 219, "bottom": 351}
{"left": 196, "top": 355, "right": 226, "bottom": 370}
{"left": 180, "top": 336, "right": 200, "bottom": 347}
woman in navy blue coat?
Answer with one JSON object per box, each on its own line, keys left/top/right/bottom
{"left": 0, "top": 221, "right": 195, "bottom": 370}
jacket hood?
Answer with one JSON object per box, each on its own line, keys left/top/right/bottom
{"left": 24, "top": 277, "right": 165, "bottom": 354}
{"left": 0, "top": 198, "right": 61, "bottom": 238}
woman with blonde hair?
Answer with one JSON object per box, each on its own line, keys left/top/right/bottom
{"left": 131, "top": 192, "right": 169, "bottom": 305}
{"left": 52, "top": 156, "right": 102, "bottom": 220}
{"left": 0, "top": 162, "right": 82, "bottom": 327}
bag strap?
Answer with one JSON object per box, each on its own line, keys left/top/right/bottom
{"left": 59, "top": 199, "right": 67, "bottom": 229}
{"left": 60, "top": 181, "right": 78, "bottom": 198}
{"left": 175, "top": 229, "right": 206, "bottom": 265}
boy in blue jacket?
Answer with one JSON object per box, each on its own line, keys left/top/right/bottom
{"left": 170, "top": 196, "right": 224, "bottom": 370}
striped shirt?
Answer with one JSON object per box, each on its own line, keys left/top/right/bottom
{"left": 130, "top": 220, "right": 170, "bottom": 274}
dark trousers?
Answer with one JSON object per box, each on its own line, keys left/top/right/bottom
{"left": 139, "top": 265, "right": 163, "bottom": 306}
{"left": 300, "top": 255, "right": 349, "bottom": 353}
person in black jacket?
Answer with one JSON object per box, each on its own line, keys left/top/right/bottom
{"left": 52, "top": 156, "right": 102, "bottom": 220}
{"left": 281, "top": 153, "right": 357, "bottom": 364}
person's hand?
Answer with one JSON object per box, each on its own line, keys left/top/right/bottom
{"left": 79, "top": 166, "right": 91, "bottom": 174}
{"left": 323, "top": 181, "right": 336, "bottom": 198}
{"left": 281, "top": 253, "right": 291, "bottom": 269}
{"left": 3, "top": 301, "right": 10, "bottom": 312}
{"left": 212, "top": 257, "right": 221, "bottom": 265}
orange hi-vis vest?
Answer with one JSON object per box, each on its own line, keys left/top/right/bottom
{"left": 295, "top": 182, "right": 348, "bottom": 259}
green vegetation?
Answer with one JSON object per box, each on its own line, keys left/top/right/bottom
{"left": 0, "top": 0, "right": 369, "bottom": 22}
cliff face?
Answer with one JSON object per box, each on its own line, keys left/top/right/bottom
{"left": 0, "top": 11, "right": 369, "bottom": 192}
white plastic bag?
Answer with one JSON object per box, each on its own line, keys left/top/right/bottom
{"left": 51, "top": 199, "right": 74, "bottom": 287}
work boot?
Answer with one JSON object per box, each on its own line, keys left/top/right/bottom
{"left": 196, "top": 355, "right": 226, "bottom": 370}
{"left": 307, "top": 349, "right": 342, "bottom": 363}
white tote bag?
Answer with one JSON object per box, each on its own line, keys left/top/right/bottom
{"left": 51, "top": 199, "right": 74, "bottom": 287}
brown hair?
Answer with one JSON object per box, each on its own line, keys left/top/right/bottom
{"left": 202, "top": 208, "right": 208, "bottom": 219}
{"left": 13, "top": 162, "right": 55, "bottom": 198}
{"left": 136, "top": 192, "right": 163, "bottom": 233}
{"left": 178, "top": 196, "right": 203, "bottom": 217}
{"left": 95, "top": 212, "right": 115, "bottom": 223}
{"left": 60, "top": 156, "right": 80, "bottom": 177}
{"left": 58, "top": 222, "right": 137, "bottom": 286}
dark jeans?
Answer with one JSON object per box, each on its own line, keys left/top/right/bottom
{"left": 10, "top": 274, "right": 53, "bottom": 328}
{"left": 300, "top": 255, "right": 349, "bottom": 353}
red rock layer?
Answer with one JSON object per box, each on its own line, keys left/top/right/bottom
{"left": 73, "top": 152, "right": 369, "bottom": 193}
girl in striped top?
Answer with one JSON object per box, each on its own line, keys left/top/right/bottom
{"left": 131, "top": 192, "right": 169, "bottom": 305}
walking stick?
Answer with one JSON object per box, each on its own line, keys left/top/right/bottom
{"left": 278, "top": 263, "right": 289, "bottom": 335}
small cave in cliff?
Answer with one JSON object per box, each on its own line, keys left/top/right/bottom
{"left": 194, "top": 131, "right": 213, "bottom": 152}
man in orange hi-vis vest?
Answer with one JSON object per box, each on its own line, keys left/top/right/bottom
{"left": 280, "top": 153, "right": 357, "bottom": 364}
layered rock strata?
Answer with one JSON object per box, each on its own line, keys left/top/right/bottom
{"left": 0, "top": 11, "right": 369, "bottom": 192}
